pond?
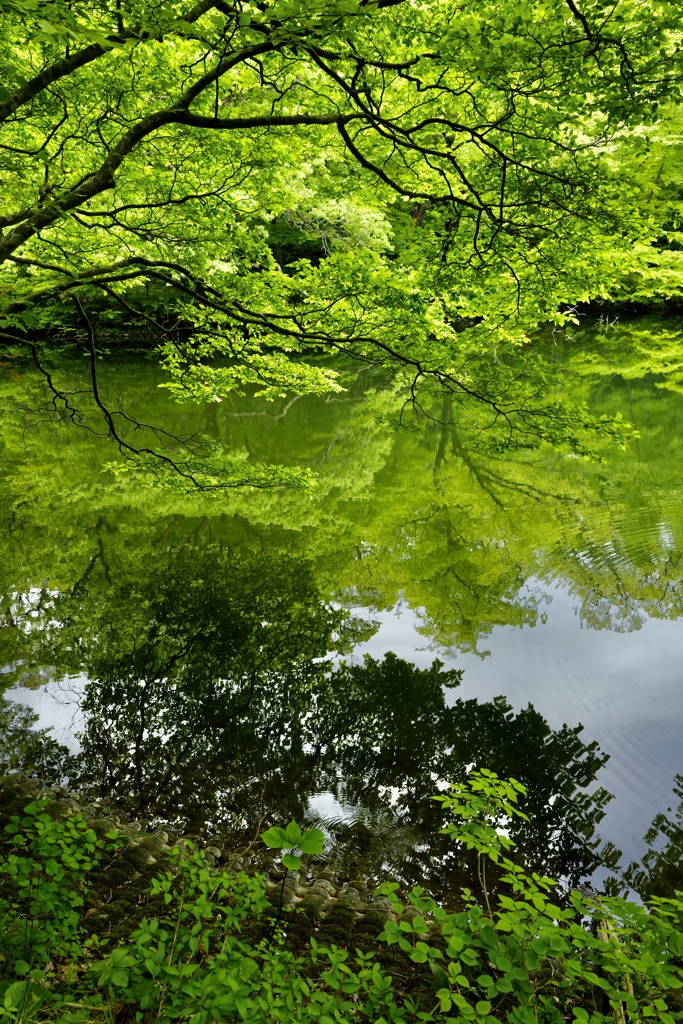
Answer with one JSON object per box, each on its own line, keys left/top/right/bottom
{"left": 1, "top": 319, "right": 682, "bottom": 903}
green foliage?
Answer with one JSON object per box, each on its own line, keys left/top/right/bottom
{"left": 91, "top": 847, "right": 271, "bottom": 1021}
{"left": 380, "top": 772, "right": 683, "bottom": 1023}
{"left": 608, "top": 109, "right": 683, "bottom": 304}
{"left": 1, "top": 0, "right": 681, "bottom": 480}
{"left": 261, "top": 821, "right": 325, "bottom": 871}
{"left": 1, "top": 777, "right": 683, "bottom": 1023}
{"left": 90, "top": 849, "right": 409, "bottom": 1024}
{"left": 0, "top": 799, "right": 124, "bottom": 966}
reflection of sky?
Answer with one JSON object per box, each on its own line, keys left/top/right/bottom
{"left": 6, "top": 581, "right": 682, "bottom": 880}
{"left": 352, "top": 580, "right": 683, "bottom": 871}
{"left": 7, "top": 675, "right": 85, "bottom": 753}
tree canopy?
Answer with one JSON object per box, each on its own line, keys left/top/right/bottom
{"left": 1, "top": 0, "right": 681, "bottom": 484}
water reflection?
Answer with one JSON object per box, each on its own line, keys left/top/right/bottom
{"left": 1, "top": 544, "right": 616, "bottom": 899}
{"left": 2, "top": 357, "right": 683, "bottom": 659}
{"left": 621, "top": 775, "right": 683, "bottom": 900}
{"left": 1, "top": 322, "right": 683, "bottom": 898}
{"left": 0, "top": 696, "right": 74, "bottom": 781}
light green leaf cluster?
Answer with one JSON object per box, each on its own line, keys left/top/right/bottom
{"left": 261, "top": 821, "right": 326, "bottom": 871}
{"left": 161, "top": 348, "right": 345, "bottom": 404}
{"left": 0, "top": 0, "right": 681, "bottom": 480}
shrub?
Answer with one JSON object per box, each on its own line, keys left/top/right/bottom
{"left": 0, "top": 774, "right": 682, "bottom": 1023}
{"left": 0, "top": 799, "right": 124, "bottom": 965}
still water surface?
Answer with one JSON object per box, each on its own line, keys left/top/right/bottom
{"left": 1, "top": 327, "right": 682, "bottom": 899}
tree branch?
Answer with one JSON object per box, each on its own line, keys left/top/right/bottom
{"left": 0, "top": 0, "right": 223, "bottom": 124}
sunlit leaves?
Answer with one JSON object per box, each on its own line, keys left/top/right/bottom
{"left": 261, "top": 821, "right": 325, "bottom": 872}
{"left": 1, "top": 0, "right": 682, "bottom": 478}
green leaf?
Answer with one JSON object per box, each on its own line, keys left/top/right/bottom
{"left": 260, "top": 827, "right": 290, "bottom": 849}
{"left": 297, "top": 828, "right": 325, "bottom": 854}
{"left": 438, "top": 990, "right": 452, "bottom": 1013}
{"left": 282, "top": 852, "right": 302, "bottom": 870}
{"left": 284, "top": 820, "right": 303, "bottom": 845}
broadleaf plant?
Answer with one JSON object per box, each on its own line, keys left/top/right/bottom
{"left": 1, "top": 0, "right": 679, "bottom": 486}
{"left": 260, "top": 821, "right": 325, "bottom": 872}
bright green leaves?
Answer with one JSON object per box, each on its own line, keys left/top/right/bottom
{"left": 434, "top": 768, "right": 531, "bottom": 864}
{"left": 100, "top": 445, "right": 318, "bottom": 493}
{"left": 160, "top": 347, "right": 345, "bottom": 404}
{"left": 260, "top": 820, "right": 325, "bottom": 872}
{"left": 374, "top": 772, "right": 683, "bottom": 1024}
{"left": 280, "top": 853, "right": 300, "bottom": 871}
{"left": 1, "top": 0, "right": 681, "bottom": 482}
{"left": 96, "top": 947, "right": 138, "bottom": 990}
{"left": 0, "top": 798, "right": 125, "bottom": 966}
{"left": 2, "top": 783, "right": 683, "bottom": 1024}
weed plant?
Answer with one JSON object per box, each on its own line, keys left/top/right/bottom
{"left": 0, "top": 771, "right": 681, "bottom": 1023}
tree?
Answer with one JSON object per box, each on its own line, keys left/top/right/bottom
{"left": 0, "top": 0, "right": 678, "bottom": 484}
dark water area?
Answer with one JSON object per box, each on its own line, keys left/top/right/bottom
{"left": 1, "top": 320, "right": 683, "bottom": 903}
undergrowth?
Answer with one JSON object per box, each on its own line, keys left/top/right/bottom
{"left": 0, "top": 770, "right": 681, "bottom": 1023}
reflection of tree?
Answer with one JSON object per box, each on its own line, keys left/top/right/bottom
{"left": 74, "top": 649, "right": 614, "bottom": 893}
{"left": 622, "top": 775, "right": 683, "bottom": 900}
{"left": 2, "top": 351, "right": 683, "bottom": 659}
{"left": 2, "top": 544, "right": 616, "bottom": 895}
{"left": 300, "top": 653, "right": 615, "bottom": 895}
{"left": 4, "top": 544, "right": 363, "bottom": 805}
{"left": 379, "top": 398, "right": 683, "bottom": 651}
{"left": 0, "top": 697, "right": 75, "bottom": 782}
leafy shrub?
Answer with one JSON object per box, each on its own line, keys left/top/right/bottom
{"left": 0, "top": 799, "right": 123, "bottom": 965}
{"left": 0, "top": 774, "right": 682, "bottom": 1023}
{"left": 378, "top": 770, "right": 683, "bottom": 1024}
